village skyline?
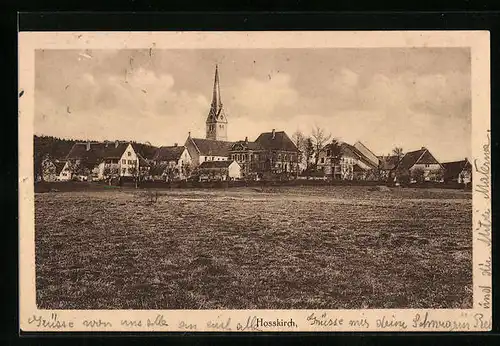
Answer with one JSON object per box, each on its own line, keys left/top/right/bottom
{"left": 35, "top": 48, "right": 471, "bottom": 161}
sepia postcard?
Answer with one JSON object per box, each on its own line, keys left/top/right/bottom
{"left": 19, "top": 31, "right": 491, "bottom": 332}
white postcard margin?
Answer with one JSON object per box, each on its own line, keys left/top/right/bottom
{"left": 18, "top": 31, "right": 491, "bottom": 332}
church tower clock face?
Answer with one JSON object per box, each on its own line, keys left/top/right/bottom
{"left": 205, "top": 64, "right": 228, "bottom": 141}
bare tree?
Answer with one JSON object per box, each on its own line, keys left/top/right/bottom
{"left": 292, "top": 130, "right": 306, "bottom": 173}
{"left": 292, "top": 130, "right": 305, "bottom": 150}
{"left": 392, "top": 147, "right": 404, "bottom": 159}
{"left": 311, "top": 126, "right": 332, "bottom": 167}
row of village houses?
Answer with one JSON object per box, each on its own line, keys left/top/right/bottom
{"left": 40, "top": 65, "right": 472, "bottom": 185}
{"left": 41, "top": 131, "right": 472, "bottom": 185}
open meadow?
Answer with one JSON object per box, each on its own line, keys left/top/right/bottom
{"left": 34, "top": 185, "right": 473, "bottom": 309}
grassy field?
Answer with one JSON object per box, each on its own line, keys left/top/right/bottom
{"left": 35, "top": 185, "right": 472, "bottom": 309}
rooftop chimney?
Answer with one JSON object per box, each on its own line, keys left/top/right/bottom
{"left": 272, "top": 129, "right": 276, "bottom": 139}
{"left": 188, "top": 131, "right": 191, "bottom": 138}
{"left": 421, "top": 146, "right": 426, "bottom": 150}
{"left": 244, "top": 136, "right": 248, "bottom": 143}
{"left": 115, "top": 140, "right": 119, "bottom": 148}
{"left": 86, "top": 141, "right": 91, "bottom": 151}
{"left": 174, "top": 143, "right": 178, "bottom": 147}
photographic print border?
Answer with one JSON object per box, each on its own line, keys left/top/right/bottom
{"left": 18, "top": 30, "right": 491, "bottom": 332}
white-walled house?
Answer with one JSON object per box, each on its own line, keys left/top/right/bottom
{"left": 197, "top": 160, "right": 242, "bottom": 181}
{"left": 41, "top": 158, "right": 71, "bottom": 181}
{"left": 396, "top": 147, "right": 444, "bottom": 182}
{"left": 317, "top": 142, "right": 379, "bottom": 180}
{"left": 184, "top": 134, "right": 233, "bottom": 167}
{"left": 66, "top": 141, "right": 139, "bottom": 180}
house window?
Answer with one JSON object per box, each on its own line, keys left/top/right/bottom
{"left": 205, "top": 157, "right": 207, "bottom": 161}
{"left": 122, "top": 159, "right": 126, "bottom": 164}
{"left": 122, "top": 168, "right": 126, "bottom": 174}
{"left": 327, "top": 150, "right": 331, "bottom": 156}
{"left": 127, "top": 152, "right": 131, "bottom": 156}
{"left": 321, "top": 158, "right": 325, "bottom": 164}
{"left": 425, "top": 164, "right": 430, "bottom": 168}
{"left": 237, "top": 154, "right": 240, "bottom": 161}
{"left": 242, "top": 155, "right": 246, "bottom": 162}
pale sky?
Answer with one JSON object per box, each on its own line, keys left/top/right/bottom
{"left": 35, "top": 48, "right": 471, "bottom": 161}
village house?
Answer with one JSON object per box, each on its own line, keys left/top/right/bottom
{"left": 377, "top": 155, "right": 401, "bottom": 182}
{"left": 395, "top": 146, "right": 444, "bottom": 183}
{"left": 150, "top": 144, "right": 192, "bottom": 181}
{"left": 442, "top": 158, "right": 472, "bottom": 185}
{"left": 184, "top": 134, "right": 234, "bottom": 167}
{"left": 65, "top": 140, "right": 139, "bottom": 180}
{"left": 197, "top": 160, "right": 242, "bottom": 181}
{"left": 40, "top": 157, "right": 71, "bottom": 182}
{"left": 317, "top": 141, "right": 379, "bottom": 180}
{"left": 229, "top": 129, "right": 300, "bottom": 180}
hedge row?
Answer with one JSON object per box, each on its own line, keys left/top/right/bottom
{"left": 35, "top": 179, "right": 471, "bottom": 192}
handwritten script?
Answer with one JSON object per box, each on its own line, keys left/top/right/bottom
{"left": 28, "top": 313, "right": 74, "bottom": 329}
{"left": 474, "top": 130, "right": 491, "bottom": 200}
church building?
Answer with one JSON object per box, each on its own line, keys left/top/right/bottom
{"left": 184, "top": 65, "right": 299, "bottom": 181}
{"left": 185, "top": 65, "right": 235, "bottom": 167}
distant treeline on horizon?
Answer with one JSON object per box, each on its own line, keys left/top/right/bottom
{"left": 33, "top": 135, "right": 158, "bottom": 161}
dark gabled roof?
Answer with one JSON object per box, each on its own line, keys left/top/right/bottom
{"left": 397, "top": 147, "right": 442, "bottom": 171}
{"left": 254, "top": 131, "right": 299, "bottom": 152}
{"left": 199, "top": 160, "right": 235, "bottom": 169}
{"left": 442, "top": 159, "right": 472, "bottom": 179}
{"left": 150, "top": 163, "right": 169, "bottom": 176}
{"left": 189, "top": 138, "right": 234, "bottom": 156}
{"left": 137, "top": 153, "right": 151, "bottom": 167}
{"left": 152, "top": 146, "right": 185, "bottom": 162}
{"left": 378, "top": 155, "right": 401, "bottom": 170}
{"left": 54, "top": 161, "right": 67, "bottom": 175}
{"left": 339, "top": 143, "right": 378, "bottom": 169}
{"left": 230, "top": 140, "right": 264, "bottom": 151}
{"left": 353, "top": 163, "right": 366, "bottom": 173}
{"left": 66, "top": 142, "right": 130, "bottom": 161}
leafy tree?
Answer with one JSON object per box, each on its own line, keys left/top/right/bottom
{"left": 303, "top": 137, "right": 315, "bottom": 171}
{"left": 411, "top": 168, "right": 426, "bottom": 183}
{"left": 182, "top": 162, "right": 193, "bottom": 179}
{"left": 328, "top": 138, "right": 343, "bottom": 179}
{"left": 164, "top": 165, "right": 178, "bottom": 182}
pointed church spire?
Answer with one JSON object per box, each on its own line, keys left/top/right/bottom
{"left": 211, "top": 64, "right": 223, "bottom": 114}
{"left": 206, "top": 64, "right": 228, "bottom": 141}
{"left": 207, "top": 64, "right": 227, "bottom": 124}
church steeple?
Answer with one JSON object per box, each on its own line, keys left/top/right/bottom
{"left": 206, "top": 64, "right": 228, "bottom": 141}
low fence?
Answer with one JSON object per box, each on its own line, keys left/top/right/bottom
{"left": 35, "top": 179, "right": 471, "bottom": 192}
